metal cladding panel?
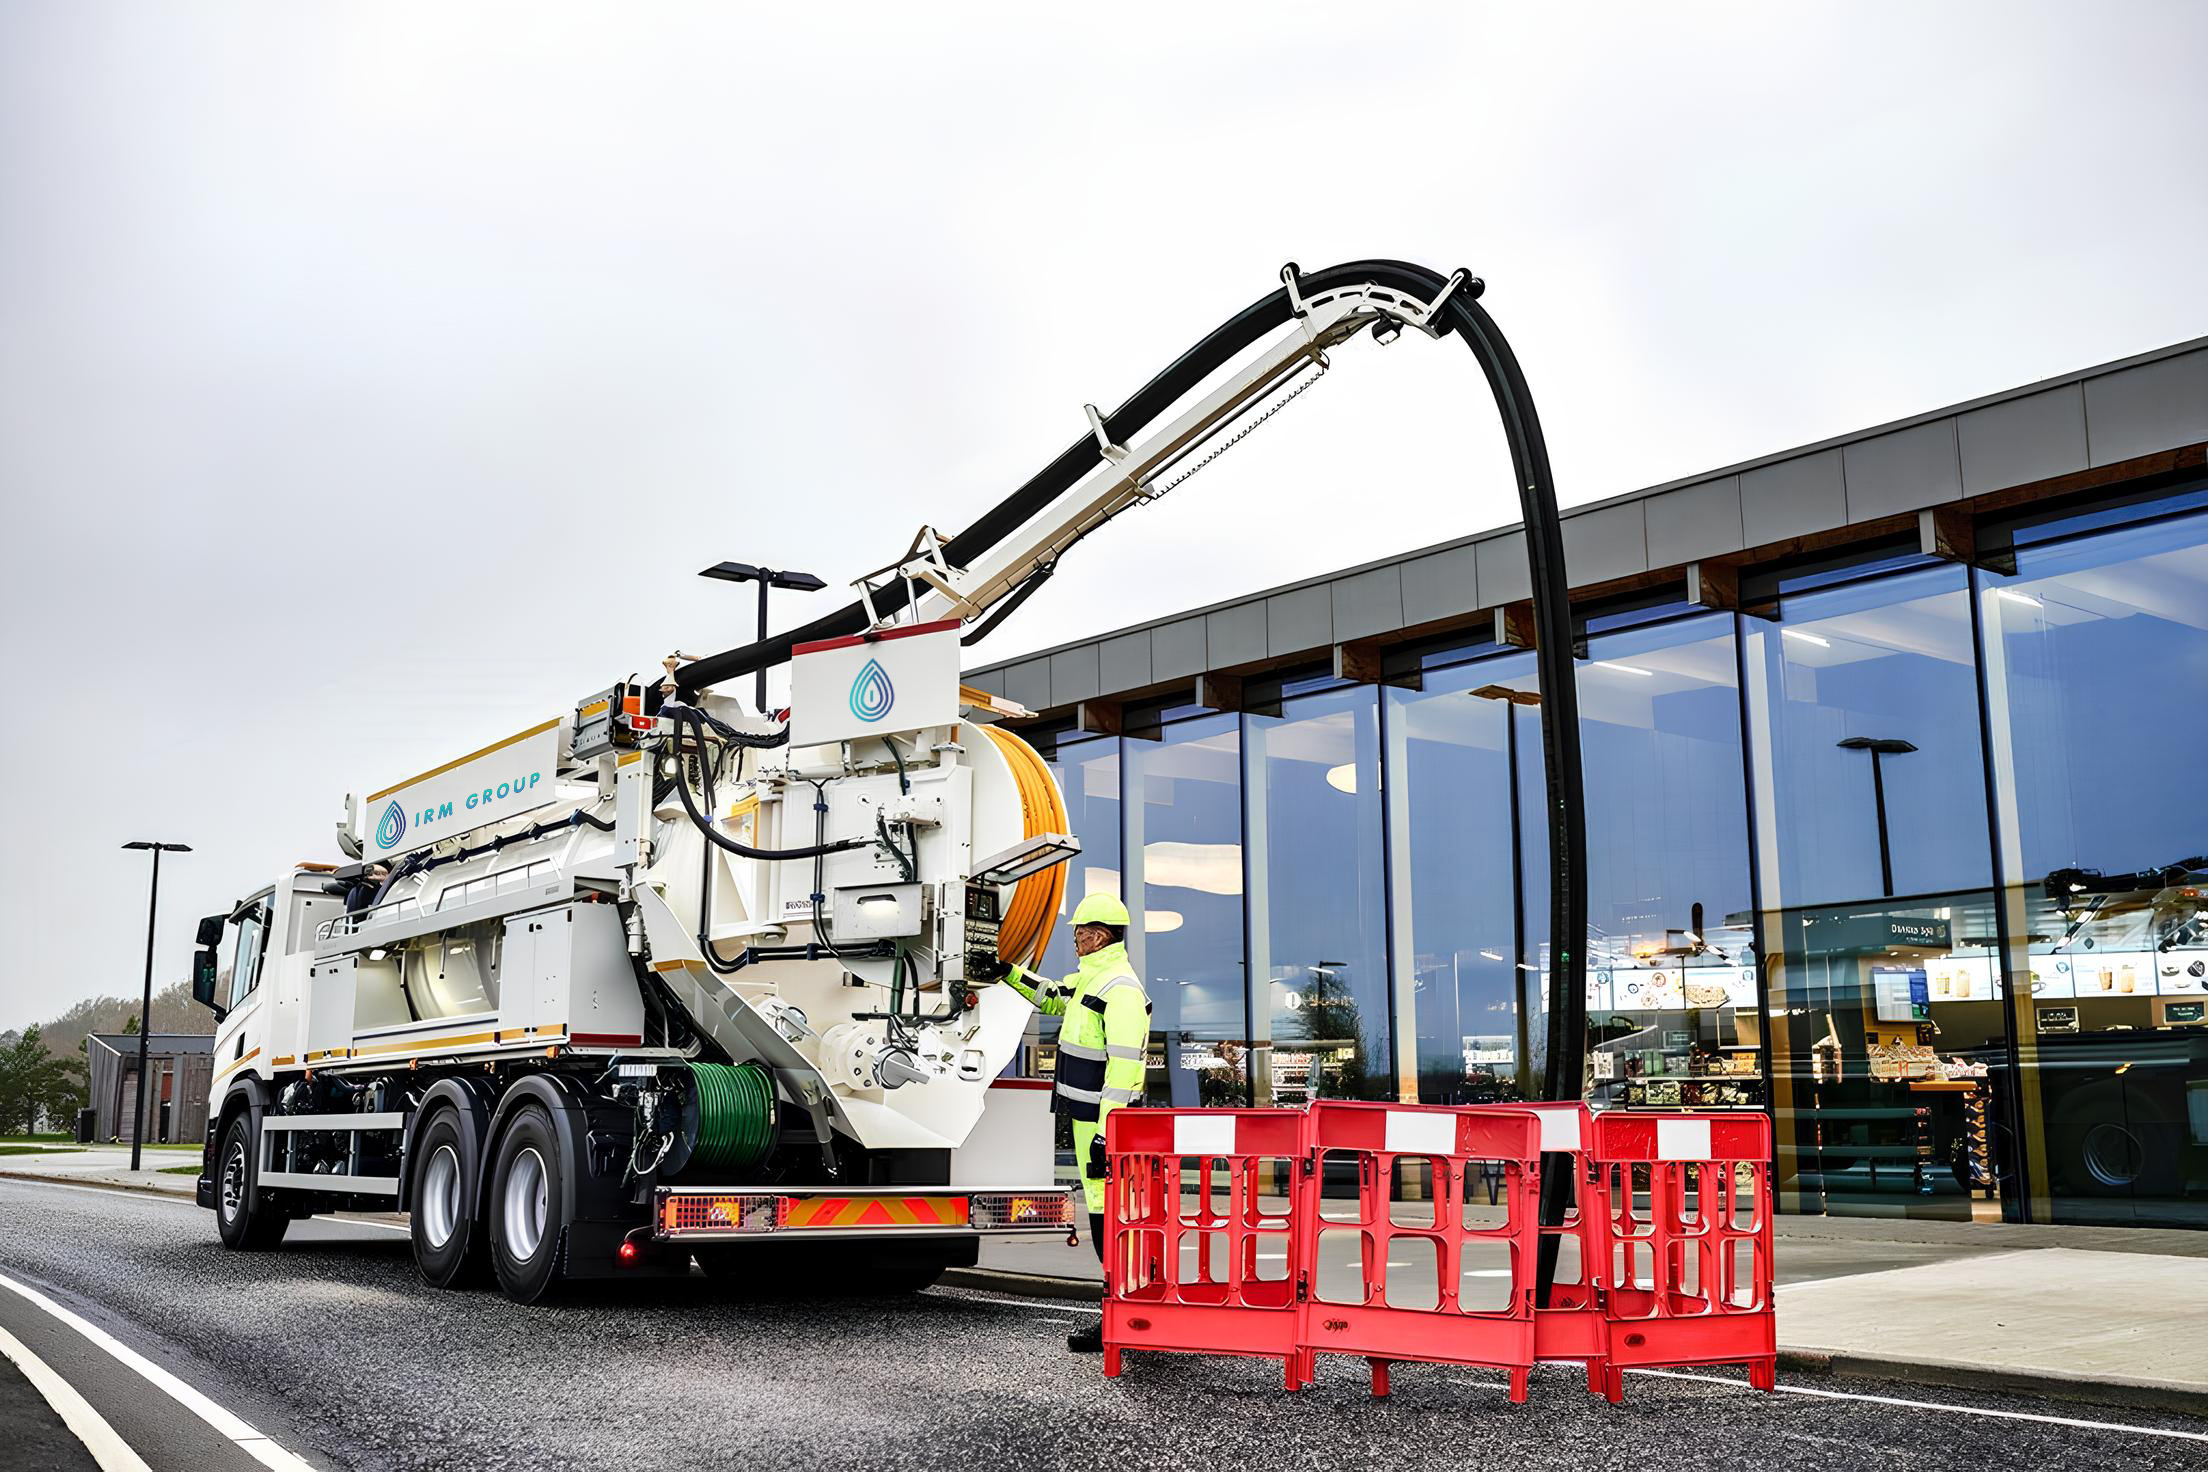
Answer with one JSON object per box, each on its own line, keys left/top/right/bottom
{"left": 1959, "top": 385, "right": 2089, "bottom": 495}
{"left": 1329, "top": 566, "right": 1404, "bottom": 643}
{"left": 1400, "top": 543, "right": 1480, "bottom": 627}
{"left": 1644, "top": 476, "right": 1744, "bottom": 567}
{"left": 1004, "top": 658, "right": 1052, "bottom": 712}
{"left": 2084, "top": 350, "right": 2208, "bottom": 466}
{"left": 1560, "top": 501, "right": 1649, "bottom": 584}
{"left": 1474, "top": 530, "right": 1532, "bottom": 605}
{"left": 1097, "top": 631, "right": 1151, "bottom": 694}
{"left": 1049, "top": 645, "right": 1101, "bottom": 706}
{"left": 1843, "top": 419, "right": 1963, "bottom": 522}
{"left": 1740, "top": 448, "right": 1846, "bottom": 546}
{"left": 1151, "top": 617, "right": 1208, "bottom": 681}
{"left": 1206, "top": 600, "right": 1267, "bottom": 668}
{"left": 1266, "top": 584, "right": 1332, "bottom": 656}
{"left": 964, "top": 667, "right": 1007, "bottom": 698}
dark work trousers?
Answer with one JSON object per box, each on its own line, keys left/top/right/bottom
{"left": 1088, "top": 1213, "right": 1105, "bottom": 1263}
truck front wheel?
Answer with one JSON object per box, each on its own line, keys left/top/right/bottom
{"left": 214, "top": 1114, "right": 288, "bottom": 1251}
{"left": 487, "top": 1105, "right": 569, "bottom": 1304}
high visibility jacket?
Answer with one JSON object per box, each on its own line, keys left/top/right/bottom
{"left": 1006, "top": 941, "right": 1151, "bottom": 1213}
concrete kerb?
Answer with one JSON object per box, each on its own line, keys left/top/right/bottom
{"left": 0, "top": 1168, "right": 197, "bottom": 1200}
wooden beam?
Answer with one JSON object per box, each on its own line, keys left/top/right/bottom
{"left": 1687, "top": 558, "right": 1778, "bottom": 621}
{"left": 1192, "top": 671, "right": 1243, "bottom": 713}
{"left": 1074, "top": 699, "right": 1122, "bottom": 737}
{"left": 1493, "top": 601, "right": 1536, "bottom": 650}
{"left": 1331, "top": 639, "right": 1421, "bottom": 691}
{"left": 1918, "top": 504, "right": 2015, "bottom": 574}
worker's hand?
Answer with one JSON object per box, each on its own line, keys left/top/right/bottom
{"left": 1086, "top": 1136, "right": 1106, "bottom": 1180}
{"left": 969, "top": 953, "right": 1012, "bottom": 984}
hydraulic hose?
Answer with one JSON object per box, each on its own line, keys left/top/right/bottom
{"left": 667, "top": 708, "right": 869, "bottom": 862}
{"left": 978, "top": 725, "right": 1069, "bottom": 972}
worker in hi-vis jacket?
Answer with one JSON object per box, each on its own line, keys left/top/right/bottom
{"left": 983, "top": 892, "right": 1151, "bottom": 1353}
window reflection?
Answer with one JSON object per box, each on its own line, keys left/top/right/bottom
{"left": 1745, "top": 565, "right": 2012, "bottom": 1221}
{"left": 1124, "top": 714, "right": 1249, "bottom": 1106}
{"left": 1386, "top": 660, "right": 1526, "bottom": 1103}
{"left": 1247, "top": 684, "right": 1389, "bottom": 1102}
{"left": 1985, "top": 507, "right": 2208, "bottom": 1227}
{"left": 1574, "top": 615, "right": 1757, "bottom": 1113}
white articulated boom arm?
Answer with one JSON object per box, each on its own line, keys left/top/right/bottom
{"left": 891, "top": 271, "right": 1470, "bottom": 634}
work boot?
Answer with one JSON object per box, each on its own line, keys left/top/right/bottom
{"left": 1066, "top": 1323, "right": 1104, "bottom": 1353}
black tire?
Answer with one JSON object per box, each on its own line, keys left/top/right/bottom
{"left": 409, "top": 1108, "right": 488, "bottom": 1289}
{"left": 213, "top": 1114, "right": 288, "bottom": 1251}
{"left": 487, "top": 1106, "right": 568, "bottom": 1304}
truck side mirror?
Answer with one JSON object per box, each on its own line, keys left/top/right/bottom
{"left": 192, "top": 947, "right": 226, "bottom": 1021}
{"left": 195, "top": 913, "right": 227, "bottom": 948}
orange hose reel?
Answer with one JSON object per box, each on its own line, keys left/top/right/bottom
{"left": 979, "top": 725, "right": 1069, "bottom": 973}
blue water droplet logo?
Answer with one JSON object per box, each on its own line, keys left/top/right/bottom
{"left": 375, "top": 799, "right": 408, "bottom": 850}
{"left": 849, "top": 657, "right": 895, "bottom": 724}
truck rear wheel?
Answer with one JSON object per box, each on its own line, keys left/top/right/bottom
{"left": 214, "top": 1114, "right": 288, "bottom": 1251}
{"left": 410, "top": 1108, "right": 488, "bottom": 1288}
{"left": 488, "top": 1105, "right": 569, "bottom": 1304}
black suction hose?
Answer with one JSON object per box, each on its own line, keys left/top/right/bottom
{"left": 672, "top": 259, "right": 1588, "bottom": 1300}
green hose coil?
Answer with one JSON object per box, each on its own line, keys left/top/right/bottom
{"left": 686, "top": 1061, "right": 777, "bottom": 1172}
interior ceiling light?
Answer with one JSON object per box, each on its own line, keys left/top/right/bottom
{"left": 1995, "top": 588, "right": 2044, "bottom": 608}
{"left": 1325, "top": 762, "right": 1357, "bottom": 794}
{"left": 1781, "top": 629, "right": 1831, "bottom": 647}
{"left": 1144, "top": 909, "right": 1184, "bottom": 934}
{"left": 1141, "top": 841, "right": 1244, "bottom": 896}
{"left": 1594, "top": 660, "right": 1656, "bottom": 677}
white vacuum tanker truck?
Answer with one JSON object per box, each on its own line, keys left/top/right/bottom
{"left": 188, "top": 259, "right": 1592, "bottom": 1304}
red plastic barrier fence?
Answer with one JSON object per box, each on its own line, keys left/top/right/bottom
{"left": 1102, "top": 1108, "right": 1308, "bottom": 1388}
{"left": 1517, "top": 1102, "right": 1610, "bottom": 1394}
{"left": 1590, "top": 1111, "right": 1777, "bottom": 1402}
{"left": 1296, "top": 1101, "right": 1542, "bottom": 1401}
{"left": 1100, "top": 1104, "right": 1776, "bottom": 1406}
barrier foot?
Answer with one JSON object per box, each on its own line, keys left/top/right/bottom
{"left": 1750, "top": 1358, "right": 1777, "bottom": 1393}
{"left": 1585, "top": 1359, "right": 1605, "bottom": 1396}
{"left": 1283, "top": 1355, "right": 1303, "bottom": 1392}
{"left": 1508, "top": 1366, "right": 1530, "bottom": 1405}
{"left": 1604, "top": 1366, "right": 1625, "bottom": 1405}
{"left": 1103, "top": 1347, "right": 1122, "bottom": 1379}
{"left": 1369, "top": 1359, "right": 1390, "bottom": 1399}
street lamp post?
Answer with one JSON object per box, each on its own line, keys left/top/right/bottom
{"left": 121, "top": 840, "right": 191, "bottom": 1171}
{"left": 698, "top": 562, "right": 828, "bottom": 714}
{"left": 1836, "top": 737, "right": 1916, "bottom": 898}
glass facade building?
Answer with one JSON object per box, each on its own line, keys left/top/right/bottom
{"left": 1022, "top": 492, "right": 2208, "bottom": 1229}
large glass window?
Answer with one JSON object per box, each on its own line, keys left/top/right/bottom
{"left": 1124, "top": 714, "right": 1250, "bottom": 1105}
{"left": 1247, "top": 682, "right": 1389, "bottom": 1102}
{"left": 1983, "top": 504, "right": 2208, "bottom": 1227}
{"left": 1744, "top": 565, "right": 2014, "bottom": 1221}
{"left": 1038, "top": 734, "right": 1122, "bottom": 985}
{"left": 1576, "top": 614, "right": 1757, "bottom": 1113}
{"left": 1386, "top": 659, "right": 1527, "bottom": 1104}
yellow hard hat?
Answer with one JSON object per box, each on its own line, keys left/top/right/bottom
{"left": 1071, "top": 893, "right": 1131, "bottom": 929}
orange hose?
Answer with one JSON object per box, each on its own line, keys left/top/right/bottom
{"left": 979, "top": 724, "right": 1069, "bottom": 973}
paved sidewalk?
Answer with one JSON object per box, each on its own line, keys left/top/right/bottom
{"left": 959, "top": 1213, "right": 2208, "bottom": 1414}
{"left": 0, "top": 1145, "right": 198, "bottom": 1196}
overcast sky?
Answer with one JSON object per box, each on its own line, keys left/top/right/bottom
{"left": 3, "top": 3, "right": 2205, "bottom": 1033}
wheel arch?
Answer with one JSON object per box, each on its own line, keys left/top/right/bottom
{"left": 398, "top": 1076, "right": 498, "bottom": 1213}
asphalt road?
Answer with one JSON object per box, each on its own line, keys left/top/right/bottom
{"left": 3, "top": 1177, "right": 2207, "bottom": 1472}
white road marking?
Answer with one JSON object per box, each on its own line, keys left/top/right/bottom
{"left": 1631, "top": 1368, "right": 2208, "bottom": 1443}
{"left": 0, "top": 1272, "right": 317, "bottom": 1470}
{"left": 0, "top": 1320, "right": 153, "bottom": 1472}
{"left": 929, "top": 1289, "right": 1101, "bottom": 1315}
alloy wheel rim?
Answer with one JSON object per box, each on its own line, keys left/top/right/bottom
{"left": 421, "top": 1143, "right": 461, "bottom": 1250}
{"left": 503, "top": 1147, "right": 548, "bottom": 1261}
{"left": 220, "top": 1139, "right": 246, "bottom": 1222}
